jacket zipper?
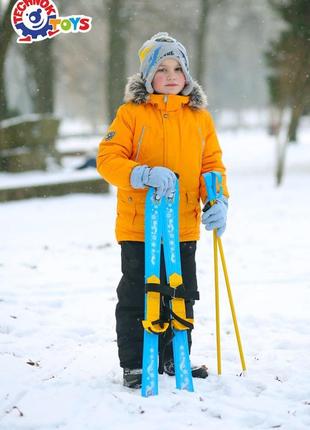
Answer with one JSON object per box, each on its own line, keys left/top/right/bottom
{"left": 135, "top": 126, "right": 145, "bottom": 161}
{"left": 163, "top": 95, "right": 168, "bottom": 165}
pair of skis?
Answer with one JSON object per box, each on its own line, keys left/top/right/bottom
{"left": 141, "top": 180, "right": 194, "bottom": 397}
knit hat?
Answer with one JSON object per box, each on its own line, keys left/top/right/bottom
{"left": 138, "top": 32, "right": 194, "bottom": 96}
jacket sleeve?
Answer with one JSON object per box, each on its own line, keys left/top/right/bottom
{"left": 200, "top": 111, "right": 229, "bottom": 202}
{"left": 97, "top": 104, "right": 140, "bottom": 190}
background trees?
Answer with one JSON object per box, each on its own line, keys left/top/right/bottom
{"left": 265, "top": 0, "right": 310, "bottom": 184}
{"left": 0, "top": 0, "right": 15, "bottom": 119}
{"left": 1, "top": 0, "right": 280, "bottom": 123}
{"left": 0, "top": 0, "right": 309, "bottom": 185}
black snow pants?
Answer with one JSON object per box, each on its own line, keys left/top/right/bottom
{"left": 115, "top": 241, "right": 198, "bottom": 370}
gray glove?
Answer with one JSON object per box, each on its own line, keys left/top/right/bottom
{"left": 202, "top": 196, "right": 228, "bottom": 237}
{"left": 130, "top": 165, "right": 176, "bottom": 199}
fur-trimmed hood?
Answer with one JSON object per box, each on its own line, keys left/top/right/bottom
{"left": 124, "top": 73, "right": 208, "bottom": 110}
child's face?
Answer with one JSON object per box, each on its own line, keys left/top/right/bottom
{"left": 152, "top": 58, "right": 186, "bottom": 95}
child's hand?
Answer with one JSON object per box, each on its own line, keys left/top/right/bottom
{"left": 201, "top": 196, "right": 228, "bottom": 237}
{"left": 130, "top": 165, "right": 176, "bottom": 199}
{"left": 144, "top": 167, "right": 176, "bottom": 198}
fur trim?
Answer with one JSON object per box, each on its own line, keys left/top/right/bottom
{"left": 188, "top": 81, "right": 208, "bottom": 109}
{"left": 124, "top": 74, "right": 148, "bottom": 105}
{"left": 124, "top": 73, "right": 207, "bottom": 109}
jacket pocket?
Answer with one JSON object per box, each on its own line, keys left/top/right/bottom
{"left": 181, "top": 191, "right": 201, "bottom": 231}
{"left": 117, "top": 191, "right": 147, "bottom": 234}
{"left": 117, "top": 195, "right": 136, "bottom": 229}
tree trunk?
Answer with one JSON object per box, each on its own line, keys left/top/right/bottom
{"left": 275, "top": 102, "right": 303, "bottom": 185}
{"left": 0, "top": 0, "right": 15, "bottom": 120}
{"left": 195, "top": 0, "right": 209, "bottom": 84}
{"left": 23, "top": 39, "right": 55, "bottom": 114}
{"left": 276, "top": 133, "right": 289, "bottom": 186}
{"left": 106, "top": 0, "right": 129, "bottom": 122}
{"left": 273, "top": 104, "right": 286, "bottom": 186}
{"left": 287, "top": 82, "right": 308, "bottom": 144}
{"left": 287, "top": 107, "right": 301, "bottom": 143}
{"left": 0, "top": 65, "right": 7, "bottom": 119}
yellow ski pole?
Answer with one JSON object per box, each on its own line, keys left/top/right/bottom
{"left": 213, "top": 229, "right": 222, "bottom": 375}
{"left": 203, "top": 172, "right": 222, "bottom": 375}
{"left": 217, "top": 237, "right": 246, "bottom": 371}
{"left": 203, "top": 171, "right": 246, "bottom": 374}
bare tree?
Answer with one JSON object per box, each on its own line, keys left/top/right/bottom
{"left": 265, "top": 0, "right": 310, "bottom": 185}
{"left": 0, "top": 0, "right": 15, "bottom": 120}
{"left": 105, "top": 0, "right": 132, "bottom": 121}
{"left": 195, "top": 0, "right": 209, "bottom": 83}
{"left": 22, "top": 39, "right": 55, "bottom": 114}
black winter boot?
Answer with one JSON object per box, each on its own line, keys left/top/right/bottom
{"left": 163, "top": 360, "right": 208, "bottom": 378}
{"left": 123, "top": 368, "right": 142, "bottom": 389}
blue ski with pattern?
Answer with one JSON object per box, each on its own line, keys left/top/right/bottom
{"left": 142, "top": 182, "right": 194, "bottom": 396}
{"left": 162, "top": 182, "right": 194, "bottom": 392}
{"left": 141, "top": 188, "right": 163, "bottom": 397}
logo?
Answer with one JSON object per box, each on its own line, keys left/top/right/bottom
{"left": 104, "top": 131, "right": 116, "bottom": 141}
{"left": 11, "top": 0, "right": 92, "bottom": 43}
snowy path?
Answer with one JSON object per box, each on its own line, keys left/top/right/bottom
{"left": 1, "top": 129, "right": 310, "bottom": 429}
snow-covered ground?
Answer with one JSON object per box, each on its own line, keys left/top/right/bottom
{"left": 1, "top": 127, "right": 310, "bottom": 430}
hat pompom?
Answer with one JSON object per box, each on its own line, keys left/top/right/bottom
{"left": 150, "top": 32, "right": 175, "bottom": 42}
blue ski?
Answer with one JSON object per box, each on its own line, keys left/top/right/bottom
{"left": 162, "top": 182, "right": 194, "bottom": 392}
{"left": 141, "top": 188, "right": 166, "bottom": 397}
{"left": 142, "top": 180, "right": 194, "bottom": 396}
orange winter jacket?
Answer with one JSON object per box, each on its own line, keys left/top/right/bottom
{"left": 97, "top": 74, "right": 228, "bottom": 242}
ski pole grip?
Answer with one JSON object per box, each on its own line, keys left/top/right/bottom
{"left": 202, "top": 171, "right": 223, "bottom": 212}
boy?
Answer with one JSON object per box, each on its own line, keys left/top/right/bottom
{"left": 97, "top": 33, "right": 228, "bottom": 388}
